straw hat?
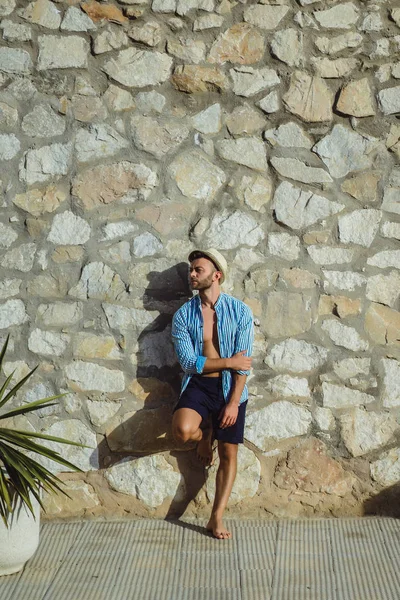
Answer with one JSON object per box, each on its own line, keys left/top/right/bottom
{"left": 188, "top": 248, "right": 227, "bottom": 284}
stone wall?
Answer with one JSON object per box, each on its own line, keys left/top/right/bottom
{"left": 1, "top": 0, "right": 400, "bottom": 520}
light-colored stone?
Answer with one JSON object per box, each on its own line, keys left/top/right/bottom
{"left": 312, "top": 57, "right": 359, "bottom": 79}
{"left": 194, "top": 14, "right": 224, "bottom": 30}
{"left": 208, "top": 23, "right": 264, "bottom": 65}
{"left": 366, "top": 271, "right": 400, "bottom": 308}
{"left": 230, "top": 66, "right": 279, "bottom": 97}
{"left": 322, "top": 382, "right": 374, "bottom": 409}
{"left": 0, "top": 134, "right": 20, "bottom": 160}
{"left": 336, "top": 78, "right": 375, "bottom": 117}
{"left": 73, "top": 162, "right": 158, "bottom": 210}
{"left": 129, "top": 21, "right": 163, "bottom": 47}
{"left": 130, "top": 115, "right": 189, "bottom": 159}
{"left": 323, "top": 270, "right": 366, "bottom": 292}
{"left": 103, "top": 85, "right": 135, "bottom": 112}
{"left": 283, "top": 71, "right": 333, "bottom": 123}
{"left": 307, "top": 246, "right": 355, "bottom": 266}
{"left": 378, "top": 86, "right": 400, "bottom": 115}
{"left": 73, "top": 333, "right": 122, "bottom": 361}
{"left": 271, "top": 157, "right": 332, "bottom": 184}
{"left": 245, "top": 401, "right": 312, "bottom": 451}
{"left": 40, "top": 420, "right": 98, "bottom": 473}
{"left": 0, "top": 299, "right": 28, "bottom": 329}
{"left": 81, "top": 1, "right": 127, "bottom": 23}
{"left": 65, "top": 361, "right": 125, "bottom": 393}
{"left": 28, "top": 328, "right": 70, "bottom": 357}
{"left": 27, "top": 273, "right": 67, "bottom": 299}
{"left": 367, "top": 250, "right": 400, "bottom": 269}
{"left": 257, "top": 91, "right": 280, "bottom": 114}
{"left": 167, "top": 36, "right": 205, "bottom": 63}
{"left": 280, "top": 268, "right": 317, "bottom": 289}
{"left": 93, "top": 26, "right": 129, "bottom": 54}
{"left": 340, "top": 409, "right": 398, "bottom": 457}
{"left": 225, "top": 104, "right": 267, "bottom": 136}
{"left": 234, "top": 174, "right": 272, "bottom": 213}
{"left": 105, "top": 455, "right": 183, "bottom": 508}
{"left": 271, "top": 29, "right": 303, "bottom": 67}
{"left": 102, "top": 48, "right": 172, "bottom": 88}
{"left": 381, "top": 358, "right": 400, "bottom": 408}
{"left": 37, "top": 35, "right": 89, "bottom": 70}
{"left": 1, "top": 243, "right": 36, "bottom": 273}
{"left": 71, "top": 95, "right": 107, "bottom": 123}
{"left": 75, "top": 124, "right": 129, "bottom": 164}
{"left": 43, "top": 480, "right": 99, "bottom": 516}
{"left": 86, "top": 399, "right": 121, "bottom": 428}
{"left": 176, "top": 0, "right": 214, "bottom": 16}
{"left": 314, "top": 407, "right": 335, "bottom": 431}
{"left": 0, "top": 279, "right": 21, "bottom": 300}
{"left": 171, "top": 65, "right": 228, "bottom": 93}
{"left": 322, "top": 319, "right": 368, "bottom": 352}
{"left": 135, "top": 201, "right": 194, "bottom": 237}
{"left": 19, "top": 142, "right": 72, "bottom": 186}
{"left": 270, "top": 339, "right": 327, "bottom": 374}
{"left": 371, "top": 448, "right": 400, "bottom": 487}
{"left": 318, "top": 295, "right": 361, "bottom": 318}
{"left": 333, "top": 358, "right": 370, "bottom": 380}
{"left": 274, "top": 182, "right": 342, "bottom": 229}
{"left": 267, "top": 375, "right": 311, "bottom": 398}
{"left": 268, "top": 232, "right": 300, "bottom": 261}
{"left": 135, "top": 91, "right": 166, "bottom": 115}
{"left": 381, "top": 222, "right": 400, "bottom": 240}
{"left": 0, "top": 98, "right": 19, "bottom": 128}
{"left": 0, "top": 1, "right": 16, "bottom": 17}
{"left": 135, "top": 326, "right": 177, "bottom": 368}
{"left": 192, "top": 103, "right": 222, "bottom": 134}
{"left": 205, "top": 210, "right": 264, "bottom": 250}
{"left": 47, "top": 211, "right": 91, "bottom": 246}
{"left": 365, "top": 303, "right": 400, "bottom": 346}
{"left": 206, "top": 445, "right": 260, "bottom": 504}
{"left": 338, "top": 209, "right": 381, "bottom": 248}
{"left": 264, "top": 122, "right": 312, "bottom": 149}
{"left": 168, "top": 151, "right": 226, "bottom": 202}
{"left": 13, "top": 186, "right": 67, "bottom": 217}
{"left": 18, "top": 0, "right": 61, "bottom": 28}
{"left": 37, "top": 302, "right": 83, "bottom": 327}
{"left": 61, "top": 6, "right": 96, "bottom": 31}
{"left": 1, "top": 20, "right": 31, "bottom": 42}
{"left": 314, "top": 32, "right": 363, "bottom": 55}
{"left": 341, "top": 172, "right": 380, "bottom": 203}
{"left": 313, "top": 125, "right": 376, "bottom": 179}
{"left": 103, "top": 303, "right": 157, "bottom": 333}
{"left": 216, "top": 137, "right": 268, "bottom": 171}
{"left": 69, "top": 262, "right": 127, "bottom": 302}
{"left": 51, "top": 247, "right": 85, "bottom": 264}
{"left": 313, "top": 3, "right": 359, "bottom": 29}
{"left": 0, "top": 223, "right": 17, "bottom": 249}
{"left": 133, "top": 232, "right": 163, "bottom": 257}
{"left": 243, "top": 5, "right": 289, "bottom": 30}
{"left": 263, "top": 292, "right": 312, "bottom": 338}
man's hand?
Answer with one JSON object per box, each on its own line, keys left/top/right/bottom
{"left": 219, "top": 402, "right": 239, "bottom": 429}
{"left": 228, "top": 350, "right": 252, "bottom": 371}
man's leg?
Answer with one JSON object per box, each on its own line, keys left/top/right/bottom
{"left": 207, "top": 441, "right": 238, "bottom": 540}
{"left": 172, "top": 408, "right": 213, "bottom": 465}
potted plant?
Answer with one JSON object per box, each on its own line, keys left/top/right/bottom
{"left": 0, "top": 334, "right": 84, "bottom": 576}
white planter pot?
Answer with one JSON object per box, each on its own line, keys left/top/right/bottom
{"left": 0, "top": 493, "right": 41, "bottom": 576}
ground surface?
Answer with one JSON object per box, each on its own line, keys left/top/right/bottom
{"left": 1, "top": 518, "right": 400, "bottom": 599}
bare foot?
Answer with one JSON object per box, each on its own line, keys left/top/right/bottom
{"left": 196, "top": 429, "right": 214, "bottom": 467}
{"left": 206, "top": 516, "right": 231, "bottom": 540}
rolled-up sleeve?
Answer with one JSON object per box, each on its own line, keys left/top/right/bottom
{"left": 171, "top": 310, "right": 206, "bottom": 375}
{"left": 234, "top": 305, "right": 254, "bottom": 375}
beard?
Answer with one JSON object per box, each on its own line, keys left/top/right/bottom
{"left": 190, "top": 272, "right": 214, "bottom": 291}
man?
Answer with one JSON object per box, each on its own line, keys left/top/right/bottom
{"left": 171, "top": 249, "right": 254, "bottom": 540}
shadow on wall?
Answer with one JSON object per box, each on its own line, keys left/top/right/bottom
{"left": 96, "top": 262, "right": 208, "bottom": 518}
{"left": 364, "top": 483, "right": 400, "bottom": 518}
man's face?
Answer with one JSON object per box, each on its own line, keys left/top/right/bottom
{"left": 189, "top": 258, "right": 219, "bottom": 291}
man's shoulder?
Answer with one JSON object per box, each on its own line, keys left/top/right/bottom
{"left": 221, "top": 293, "right": 252, "bottom": 314}
{"left": 173, "top": 295, "right": 198, "bottom": 319}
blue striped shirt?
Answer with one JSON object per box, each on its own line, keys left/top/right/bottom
{"left": 171, "top": 292, "right": 254, "bottom": 405}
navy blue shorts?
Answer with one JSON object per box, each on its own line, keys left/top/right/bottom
{"left": 173, "top": 375, "right": 247, "bottom": 444}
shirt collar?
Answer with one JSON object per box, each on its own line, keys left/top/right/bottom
{"left": 194, "top": 292, "right": 224, "bottom": 310}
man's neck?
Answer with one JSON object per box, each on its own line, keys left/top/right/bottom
{"left": 199, "top": 287, "right": 221, "bottom": 309}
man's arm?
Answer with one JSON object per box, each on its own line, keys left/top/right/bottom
{"left": 219, "top": 372, "right": 247, "bottom": 428}
{"left": 171, "top": 311, "right": 251, "bottom": 374}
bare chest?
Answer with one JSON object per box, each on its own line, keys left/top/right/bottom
{"left": 202, "top": 307, "right": 218, "bottom": 344}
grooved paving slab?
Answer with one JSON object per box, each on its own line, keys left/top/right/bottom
{"left": 1, "top": 519, "right": 400, "bottom": 600}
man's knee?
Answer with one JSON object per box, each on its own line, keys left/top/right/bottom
{"left": 172, "top": 419, "right": 196, "bottom": 443}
